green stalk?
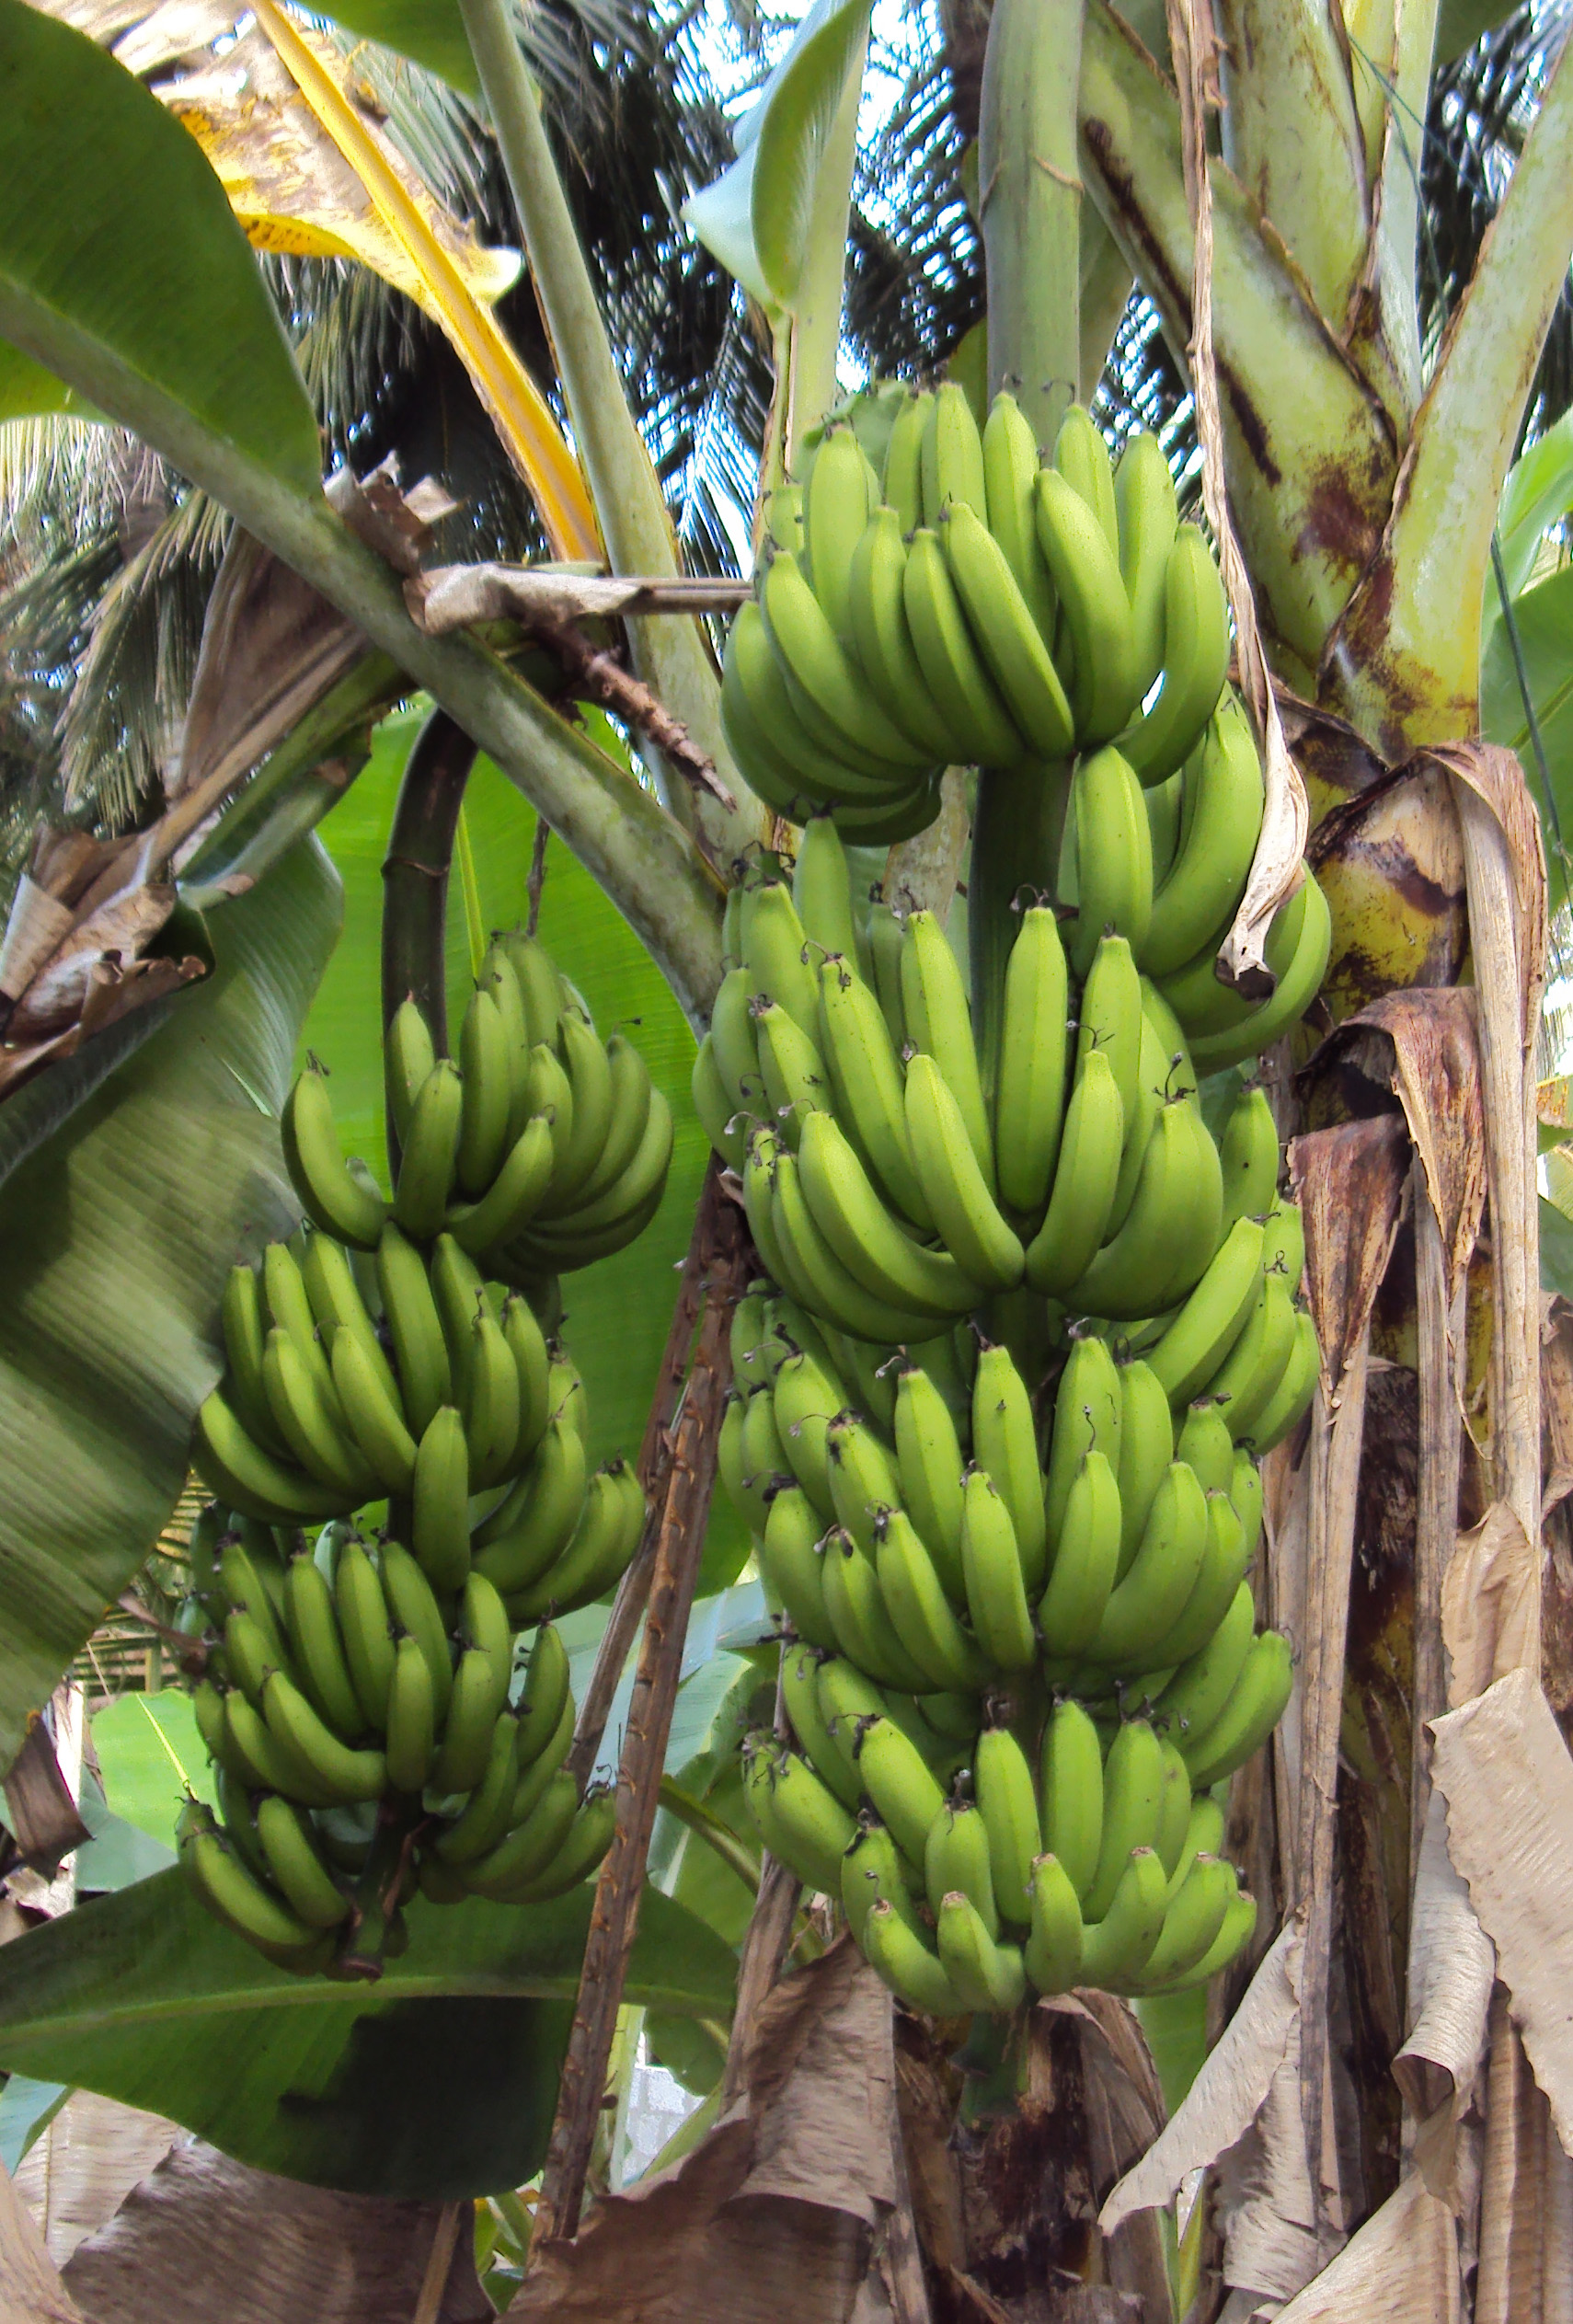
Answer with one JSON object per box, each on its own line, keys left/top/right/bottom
{"left": 1330, "top": 19, "right": 1573, "bottom": 748}
{"left": 979, "top": 0, "right": 1085, "bottom": 446}
{"left": 454, "top": 0, "right": 760, "bottom": 862}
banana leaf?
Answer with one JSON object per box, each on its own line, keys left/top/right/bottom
{"left": 0, "top": 1870, "right": 736, "bottom": 2197}
{"left": 0, "top": 845, "right": 339, "bottom": 1769}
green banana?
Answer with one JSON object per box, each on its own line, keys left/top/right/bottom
{"left": 1025, "top": 1852, "right": 1085, "bottom": 1995}
{"left": 515, "top": 1621, "right": 572, "bottom": 1768}
{"left": 881, "top": 387, "right": 933, "bottom": 532}
{"left": 922, "top": 380, "right": 989, "bottom": 523}
{"left": 862, "top": 1895, "right": 966, "bottom": 2014}
{"left": 959, "top": 1465, "right": 1037, "bottom": 1671}
{"left": 221, "top": 1264, "right": 289, "bottom": 1455}
{"left": 455, "top": 986, "right": 512, "bottom": 1199}
{"left": 1023, "top": 1047, "right": 1126, "bottom": 1295}
{"left": 1186, "top": 874, "right": 1333, "bottom": 1072}
{"left": 741, "top": 1736, "right": 856, "bottom": 1893}
{"left": 792, "top": 811, "right": 864, "bottom": 972}
{"left": 1064, "top": 745, "right": 1154, "bottom": 976}
{"left": 380, "top": 1540, "right": 454, "bottom": 1720}
{"left": 260, "top": 1329, "right": 369, "bottom": 1501}
{"left": 1135, "top": 1855, "right": 1238, "bottom": 1990}
{"left": 982, "top": 389, "right": 1059, "bottom": 640}
{"left": 994, "top": 904, "right": 1070, "bottom": 1219}
{"left": 1114, "top": 430, "right": 1178, "bottom": 699}
{"left": 1155, "top": 1580, "right": 1256, "bottom": 1749}
{"left": 385, "top": 998, "right": 437, "bottom": 1144}
{"left": 1139, "top": 699, "right": 1266, "bottom": 978}
{"left": 282, "top": 1551, "right": 365, "bottom": 1740}
{"left": 1182, "top": 1629, "right": 1294, "bottom": 1786}
{"left": 1037, "top": 1449, "right": 1121, "bottom": 1655}
{"left": 328, "top": 1327, "right": 416, "bottom": 1495}
{"left": 847, "top": 507, "right": 973, "bottom": 763}
{"left": 760, "top": 548, "right": 933, "bottom": 775}
{"left": 507, "top": 1786, "right": 617, "bottom": 1904}
{"left": 385, "top": 1633, "right": 437, "bottom": 1794}
{"left": 821, "top": 1525, "right": 931, "bottom": 1692}
{"left": 867, "top": 901, "right": 907, "bottom": 1052}
{"left": 434, "top": 1714, "right": 522, "bottom": 1862}
{"left": 1219, "top": 1085, "right": 1281, "bottom": 1231}
{"left": 971, "top": 1340, "right": 1048, "bottom": 1596}
{"left": 1115, "top": 1359, "right": 1174, "bottom": 1579}
{"left": 1076, "top": 932, "right": 1144, "bottom": 1129}
{"left": 798, "top": 1109, "right": 970, "bottom": 1317}
{"left": 900, "top": 910, "right": 993, "bottom": 1179}
{"left": 802, "top": 420, "right": 879, "bottom": 648}
{"left": 1039, "top": 1697, "right": 1105, "bottom": 1901}
{"left": 770, "top": 1346, "right": 844, "bottom": 1517}
{"left": 843, "top": 1817, "right": 925, "bottom": 1946}
{"left": 892, "top": 1361, "right": 967, "bottom": 1604}
{"left": 1085, "top": 1460, "right": 1210, "bottom": 1671}
{"left": 335, "top": 1537, "right": 396, "bottom": 1732}
{"left": 464, "top": 1767, "right": 581, "bottom": 1900}
{"left": 936, "top": 1890, "right": 1027, "bottom": 2012}
{"left": 854, "top": 1714, "right": 947, "bottom": 1866}
{"left": 1079, "top": 1846, "right": 1169, "bottom": 1987}
{"left": 180, "top": 1806, "right": 321, "bottom": 1955}
{"left": 1231, "top": 1448, "right": 1264, "bottom": 1557}
{"left": 925, "top": 1796, "right": 999, "bottom": 1936}
{"left": 1154, "top": 1490, "right": 1249, "bottom": 1670}
{"left": 473, "top": 1417, "right": 588, "bottom": 1593}
{"left": 1034, "top": 466, "right": 1142, "bottom": 742}
{"left": 1084, "top": 1718, "right": 1166, "bottom": 1920}
{"left": 773, "top": 1144, "right": 939, "bottom": 1342}
{"left": 376, "top": 1225, "right": 452, "bottom": 1439}
{"left": 762, "top": 1485, "right": 838, "bottom": 1651}
{"left": 1053, "top": 405, "right": 1119, "bottom": 554}
{"left": 1261, "top": 1194, "right": 1305, "bottom": 1290}
{"left": 393, "top": 1058, "right": 463, "bottom": 1240}
{"left": 905, "top": 1054, "right": 1025, "bottom": 1294}
{"left": 903, "top": 525, "right": 1026, "bottom": 766}
{"left": 1244, "top": 1309, "right": 1318, "bottom": 1452}
{"left": 783, "top": 1643, "right": 862, "bottom": 1808}
{"left": 1176, "top": 1401, "right": 1236, "bottom": 1495}
{"left": 262, "top": 1671, "right": 386, "bottom": 1804}
{"left": 1145, "top": 1216, "right": 1265, "bottom": 1408}
{"left": 1042, "top": 1335, "right": 1122, "bottom": 1544}
{"left": 942, "top": 501, "right": 1074, "bottom": 757}
{"left": 1068, "top": 1102, "right": 1203, "bottom": 1321}
{"left": 443, "top": 1117, "right": 556, "bottom": 1256}
{"left": 1152, "top": 1891, "right": 1258, "bottom": 1993}
{"left": 816, "top": 955, "right": 933, "bottom": 1230}
{"left": 282, "top": 1062, "right": 386, "bottom": 1249}
{"left": 975, "top": 1720, "right": 1041, "bottom": 1926}
{"left": 874, "top": 1506, "right": 987, "bottom": 1693}
{"left": 1117, "top": 527, "right": 1231, "bottom": 785}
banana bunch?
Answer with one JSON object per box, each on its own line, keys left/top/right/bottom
{"left": 283, "top": 927, "right": 672, "bottom": 1285}
{"left": 693, "top": 818, "right": 1324, "bottom": 1343}
{"left": 720, "top": 385, "right": 1241, "bottom": 828}
{"left": 723, "top": 1287, "right": 1312, "bottom": 1693}
{"left": 195, "top": 1222, "right": 580, "bottom": 1535}
{"left": 742, "top": 1644, "right": 1290, "bottom": 2012}
{"left": 176, "top": 1509, "right": 628, "bottom": 1971}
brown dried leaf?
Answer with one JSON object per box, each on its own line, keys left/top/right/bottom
{"left": 1430, "top": 1666, "right": 1573, "bottom": 2152}
{"left": 15, "top": 2099, "right": 179, "bottom": 2270}
{"left": 406, "top": 565, "right": 751, "bottom": 634}
{"left": 1441, "top": 1503, "right": 1539, "bottom": 1707}
{"left": 1291, "top": 1111, "right": 1408, "bottom": 1400}
{"left": 58, "top": 2140, "right": 488, "bottom": 2324}
{"left": 171, "top": 530, "right": 366, "bottom": 809}
{"left": 1270, "top": 2169, "right": 1463, "bottom": 2321}
{"left": 505, "top": 1942, "right": 897, "bottom": 2323}
{"left": 0, "top": 2158, "right": 82, "bottom": 2324}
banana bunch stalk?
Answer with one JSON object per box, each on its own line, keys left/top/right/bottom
{"left": 177, "top": 1512, "right": 632, "bottom": 1971}
{"left": 284, "top": 928, "right": 672, "bottom": 1289}
{"left": 742, "top": 1642, "right": 1290, "bottom": 2017}
{"left": 723, "top": 386, "right": 1244, "bottom": 828}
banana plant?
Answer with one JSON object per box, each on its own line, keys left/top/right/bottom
{"left": 0, "top": 0, "right": 1570, "bottom": 2288}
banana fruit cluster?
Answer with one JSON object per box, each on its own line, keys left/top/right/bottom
{"left": 175, "top": 1506, "right": 616, "bottom": 1971}
{"left": 282, "top": 928, "right": 673, "bottom": 1286}
{"left": 723, "top": 1299, "right": 1303, "bottom": 2010}
{"left": 745, "top": 1648, "right": 1280, "bottom": 2011}
{"left": 692, "top": 821, "right": 1326, "bottom": 1335}
{"left": 724, "top": 384, "right": 1239, "bottom": 822}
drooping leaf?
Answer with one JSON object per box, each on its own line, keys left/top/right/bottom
{"left": 683, "top": 0, "right": 874, "bottom": 314}
{"left": 0, "top": 1870, "right": 736, "bottom": 2197}
{"left": 0, "top": 0, "right": 321, "bottom": 500}
{"left": 0, "top": 341, "right": 97, "bottom": 424}
{"left": 0, "top": 845, "right": 339, "bottom": 1766}
{"left": 313, "top": 0, "right": 476, "bottom": 95}
{"left": 1541, "top": 1192, "right": 1573, "bottom": 1299}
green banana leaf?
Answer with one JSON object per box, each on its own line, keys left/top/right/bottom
{"left": 304, "top": 705, "right": 750, "bottom": 1585}
{"left": 88, "top": 1695, "right": 215, "bottom": 1849}
{"left": 0, "top": 845, "right": 339, "bottom": 1770}
{"left": 0, "top": 0, "right": 319, "bottom": 500}
{"left": 683, "top": 0, "right": 871, "bottom": 312}
{"left": 1541, "top": 1194, "right": 1573, "bottom": 1300}
{"left": 0, "top": 1870, "right": 736, "bottom": 2197}
{"left": 315, "top": 0, "right": 476, "bottom": 93}
{"left": 0, "top": 341, "right": 98, "bottom": 423}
